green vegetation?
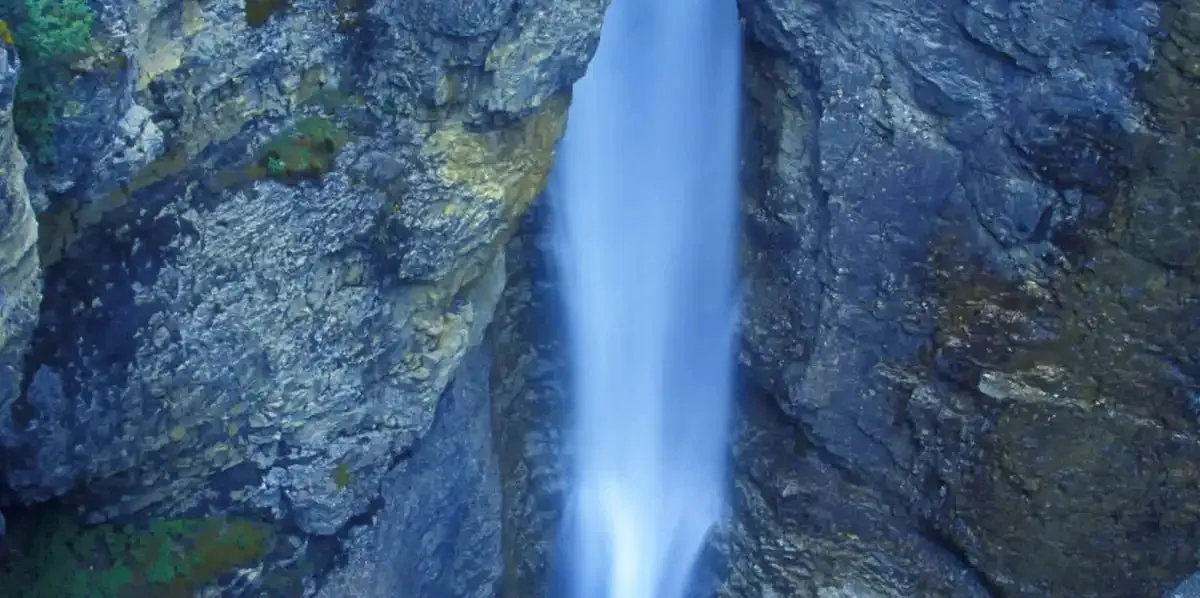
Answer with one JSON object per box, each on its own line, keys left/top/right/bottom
{"left": 0, "top": 515, "right": 272, "bottom": 598}
{"left": 245, "top": 116, "right": 348, "bottom": 184}
{"left": 244, "top": 0, "right": 288, "bottom": 27}
{"left": 6, "top": 0, "right": 95, "bottom": 165}
{"left": 332, "top": 463, "right": 352, "bottom": 489}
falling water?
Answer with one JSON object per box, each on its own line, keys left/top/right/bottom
{"left": 549, "top": 0, "right": 742, "bottom": 596}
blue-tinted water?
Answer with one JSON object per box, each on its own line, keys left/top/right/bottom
{"left": 549, "top": 0, "right": 742, "bottom": 596}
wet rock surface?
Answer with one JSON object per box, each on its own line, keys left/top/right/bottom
{"left": 487, "top": 206, "right": 568, "bottom": 598}
{"left": 733, "top": 0, "right": 1200, "bottom": 595}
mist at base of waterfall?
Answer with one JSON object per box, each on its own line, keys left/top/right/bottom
{"left": 548, "top": 0, "right": 742, "bottom": 596}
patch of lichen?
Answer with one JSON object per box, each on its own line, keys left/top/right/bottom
{"left": 332, "top": 463, "right": 352, "bottom": 489}
{"left": 919, "top": 229, "right": 1200, "bottom": 595}
{"left": 244, "top": 116, "right": 348, "bottom": 184}
{"left": 1059, "top": 0, "right": 1200, "bottom": 422}
{"left": 970, "top": 381, "right": 1200, "bottom": 595}
{"left": 929, "top": 225, "right": 1196, "bottom": 427}
{"left": 244, "top": 0, "right": 288, "bottom": 27}
{"left": 1141, "top": 0, "right": 1200, "bottom": 138}
{"left": 922, "top": 230, "right": 1046, "bottom": 382}
{"left": 0, "top": 514, "right": 272, "bottom": 598}
{"left": 430, "top": 92, "right": 568, "bottom": 214}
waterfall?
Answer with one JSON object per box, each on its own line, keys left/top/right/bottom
{"left": 549, "top": 0, "right": 742, "bottom": 596}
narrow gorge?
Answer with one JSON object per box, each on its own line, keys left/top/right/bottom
{"left": 0, "top": 0, "right": 1196, "bottom": 596}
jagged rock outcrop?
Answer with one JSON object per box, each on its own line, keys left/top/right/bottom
{"left": 0, "top": 28, "right": 40, "bottom": 541}
{"left": 2, "top": 0, "right": 604, "bottom": 567}
{"left": 731, "top": 0, "right": 1200, "bottom": 595}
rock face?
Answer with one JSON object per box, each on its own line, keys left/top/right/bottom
{"left": 488, "top": 206, "right": 569, "bottom": 598}
{"left": 0, "top": 0, "right": 604, "bottom": 558}
{"left": 1, "top": 0, "right": 1198, "bottom": 594}
{"left": 0, "top": 29, "right": 41, "bottom": 540}
{"left": 731, "top": 0, "right": 1200, "bottom": 595}
{"left": 316, "top": 344, "right": 505, "bottom": 598}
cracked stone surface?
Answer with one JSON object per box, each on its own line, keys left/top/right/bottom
{"left": 730, "top": 0, "right": 1200, "bottom": 595}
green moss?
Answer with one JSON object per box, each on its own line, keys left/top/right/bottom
{"left": 0, "top": 515, "right": 272, "bottom": 598}
{"left": 6, "top": 0, "right": 95, "bottom": 165}
{"left": 333, "top": 463, "right": 352, "bottom": 489}
{"left": 245, "top": 0, "right": 288, "bottom": 27}
{"left": 246, "top": 116, "right": 348, "bottom": 184}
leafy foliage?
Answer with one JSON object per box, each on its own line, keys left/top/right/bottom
{"left": 7, "top": 0, "right": 94, "bottom": 164}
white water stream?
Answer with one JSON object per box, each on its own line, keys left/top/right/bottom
{"left": 550, "top": 0, "right": 742, "bottom": 596}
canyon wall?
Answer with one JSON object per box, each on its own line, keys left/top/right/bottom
{"left": 729, "top": 0, "right": 1200, "bottom": 595}
{"left": 0, "top": 0, "right": 1197, "bottom": 595}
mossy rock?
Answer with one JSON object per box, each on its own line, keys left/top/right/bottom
{"left": 244, "top": 0, "right": 288, "bottom": 27}
{"left": 246, "top": 116, "right": 348, "bottom": 184}
{"left": 0, "top": 514, "right": 272, "bottom": 598}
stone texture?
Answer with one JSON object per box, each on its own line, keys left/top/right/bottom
{"left": 732, "top": 0, "right": 1200, "bottom": 595}
{"left": 487, "top": 206, "right": 569, "bottom": 598}
{"left": 0, "top": 0, "right": 601, "bottom": 565}
{"left": 2, "top": 0, "right": 1197, "bottom": 594}
{"left": 0, "top": 31, "right": 40, "bottom": 542}
{"left": 316, "top": 344, "right": 503, "bottom": 598}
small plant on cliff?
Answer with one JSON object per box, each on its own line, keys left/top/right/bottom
{"left": 245, "top": 116, "right": 348, "bottom": 184}
{"left": 244, "top": 0, "right": 288, "bottom": 27}
{"left": 7, "top": 0, "right": 94, "bottom": 165}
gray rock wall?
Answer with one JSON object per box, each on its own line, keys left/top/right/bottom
{"left": 316, "top": 344, "right": 504, "bottom": 598}
{"left": 488, "top": 206, "right": 568, "bottom": 598}
{"left": 733, "top": 0, "right": 1200, "bottom": 595}
{"left": 0, "top": 29, "right": 40, "bottom": 541}
{"left": 1, "top": 0, "right": 605, "bottom": 550}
